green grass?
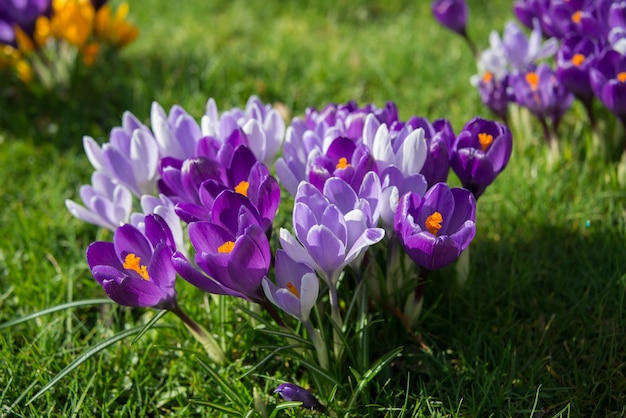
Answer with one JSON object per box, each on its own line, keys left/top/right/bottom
{"left": 1, "top": 0, "right": 625, "bottom": 416}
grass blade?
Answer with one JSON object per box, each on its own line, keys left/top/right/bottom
{"left": 25, "top": 324, "right": 154, "bottom": 406}
{"left": 131, "top": 309, "right": 168, "bottom": 345}
{"left": 0, "top": 298, "right": 113, "bottom": 330}
{"left": 347, "top": 346, "right": 403, "bottom": 409}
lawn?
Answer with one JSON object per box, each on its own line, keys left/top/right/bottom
{"left": 1, "top": 0, "right": 625, "bottom": 417}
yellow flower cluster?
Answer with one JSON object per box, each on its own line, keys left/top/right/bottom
{"left": 4, "top": 0, "right": 138, "bottom": 84}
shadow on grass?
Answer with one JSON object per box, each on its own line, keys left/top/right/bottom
{"left": 403, "top": 220, "right": 626, "bottom": 417}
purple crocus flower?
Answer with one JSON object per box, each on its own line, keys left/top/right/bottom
{"left": 510, "top": 63, "right": 574, "bottom": 130}
{"left": 151, "top": 102, "right": 203, "bottom": 161}
{"left": 409, "top": 117, "right": 454, "bottom": 188}
{"left": 276, "top": 101, "right": 398, "bottom": 196}
{"left": 431, "top": 0, "right": 469, "bottom": 37}
{"left": 609, "top": 27, "right": 626, "bottom": 55}
{"left": 279, "top": 181, "right": 385, "bottom": 287}
{"left": 274, "top": 383, "right": 325, "bottom": 412}
{"left": 201, "top": 96, "right": 285, "bottom": 165}
{"left": 590, "top": 49, "right": 626, "bottom": 124}
{"left": 83, "top": 113, "right": 159, "bottom": 197}
{"left": 262, "top": 250, "right": 319, "bottom": 322}
{"left": 609, "top": 1, "right": 626, "bottom": 29}
{"left": 394, "top": 183, "right": 476, "bottom": 271}
{"left": 501, "top": 19, "right": 560, "bottom": 72}
{"left": 361, "top": 116, "right": 429, "bottom": 229}
{"left": 65, "top": 172, "right": 133, "bottom": 231}
{"left": 0, "top": 0, "right": 50, "bottom": 40}
{"left": 172, "top": 190, "right": 271, "bottom": 302}
{"left": 86, "top": 214, "right": 177, "bottom": 308}
{"left": 197, "top": 144, "right": 280, "bottom": 232}
{"left": 130, "top": 194, "right": 187, "bottom": 258}
{"left": 556, "top": 35, "right": 603, "bottom": 103}
{"left": 450, "top": 117, "right": 512, "bottom": 199}
{"left": 547, "top": 0, "right": 606, "bottom": 39}
{"left": 307, "top": 137, "right": 376, "bottom": 194}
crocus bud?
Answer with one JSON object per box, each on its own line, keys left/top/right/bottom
{"left": 432, "top": 0, "right": 469, "bottom": 37}
{"left": 274, "top": 383, "right": 325, "bottom": 412}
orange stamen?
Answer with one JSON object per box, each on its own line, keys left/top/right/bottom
{"left": 571, "top": 53, "right": 585, "bottom": 67}
{"left": 336, "top": 157, "right": 350, "bottom": 169}
{"left": 478, "top": 133, "right": 494, "bottom": 152}
{"left": 123, "top": 253, "right": 149, "bottom": 281}
{"left": 218, "top": 241, "right": 235, "bottom": 253}
{"left": 525, "top": 72, "right": 539, "bottom": 91}
{"left": 286, "top": 282, "right": 300, "bottom": 298}
{"left": 235, "top": 180, "right": 249, "bottom": 197}
{"left": 482, "top": 71, "right": 493, "bottom": 83}
{"left": 425, "top": 212, "right": 443, "bottom": 236}
{"left": 572, "top": 11, "right": 582, "bottom": 24}
{"left": 618, "top": 72, "right": 626, "bottom": 83}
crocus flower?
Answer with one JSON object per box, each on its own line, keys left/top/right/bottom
{"left": 450, "top": 117, "right": 512, "bottom": 199}
{"left": 431, "top": 0, "right": 469, "bottom": 37}
{"left": 197, "top": 144, "right": 280, "bottom": 232}
{"left": 201, "top": 96, "right": 285, "bottom": 165}
{"left": 501, "top": 19, "right": 559, "bottom": 72}
{"left": 262, "top": 250, "right": 319, "bottom": 322}
{"left": 172, "top": 190, "right": 271, "bottom": 302}
{"left": 394, "top": 183, "right": 476, "bottom": 271}
{"left": 274, "top": 383, "right": 325, "bottom": 412}
{"left": 130, "top": 194, "right": 187, "bottom": 258}
{"left": 65, "top": 171, "right": 132, "bottom": 231}
{"left": 93, "top": 2, "right": 138, "bottom": 48}
{"left": 556, "top": 36, "right": 602, "bottom": 103}
{"left": 510, "top": 63, "right": 574, "bottom": 131}
{"left": 609, "top": 27, "right": 626, "bottom": 55}
{"left": 150, "top": 102, "right": 202, "bottom": 160}
{"left": 590, "top": 49, "right": 626, "bottom": 124}
{"left": 83, "top": 113, "right": 159, "bottom": 197}
{"left": 0, "top": 0, "right": 50, "bottom": 40}
{"left": 279, "top": 181, "right": 385, "bottom": 287}
{"left": 307, "top": 137, "right": 376, "bottom": 194}
{"left": 86, "top": 214, "right": 177, "bottom": 308}
{"left": 409, "top": 117, "right": 454, "bottom": 188}
{"left": 276, "top": 101, "right": 398, "bottom": 196}
{"left": 361, "top": 115, "right": 429, "bottom": 229}
{"left": 547, "top": 0, "right": 606, "bottom": 39}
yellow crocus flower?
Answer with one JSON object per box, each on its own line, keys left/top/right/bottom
{"left": 95, "top": 3, "right": 139, "bottom": 48}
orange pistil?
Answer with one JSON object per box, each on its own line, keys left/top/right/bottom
{"left": 286, "top": 282, "right": 300, "bottom": 298}
{"left": 336, "top": 157, "right": 350, "bottom": 170}
{"left": 123, "top": 253, "right": 149, "bottom": 281}
{"left": 482, "top": 71, "right": 493, "bottom": 83}
{"left": 572, "top": 11, "right": 582, "bottom": 24}
{"left": 618, "top": 72, "right": 626, "bottom": 83}
{"left": 218, "top": 241, "right": 235, "bottom": 253}
{"left": 525, "top": 72, "right": 539, "bottom": 91}
{"left": 235, "top": 180, "right": 249, "bottom": 197}
{"left": 478, "top": 133, "right": 494, "bottom": 152}
{"left": 425, "top": 212, "right": 443, "bottom": 236}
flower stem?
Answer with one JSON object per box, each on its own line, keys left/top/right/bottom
{"left": 328, "top": 284, "right": 344, "bottom": 359}
{"left": 170, "top": 304, "right": 227, "bottom": 365}
{"left": 303, "top": 320, "right": 329, "bottom": 370}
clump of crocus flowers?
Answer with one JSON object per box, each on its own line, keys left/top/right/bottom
{"left": 432, "top": 0, "right": 626, "bottom": 174}
{"left": 68, "top": 95, "right": 512, "bottom": 411}
{"left": 0, "top": 0, "right": 138, "bottom": 87}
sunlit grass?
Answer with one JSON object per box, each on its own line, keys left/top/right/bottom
{"left": 1, "top": 0, "right": 625, "bottom": 416}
